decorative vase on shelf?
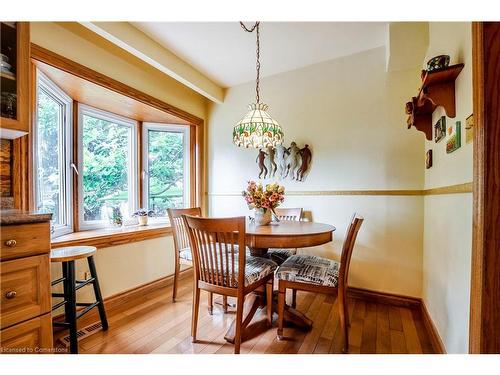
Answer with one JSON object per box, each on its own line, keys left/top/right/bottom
{"left": 254, "top": 208, "right": 272, "bottom": 226}
{"left": 138, "top": 216, "right": 148, "bottom": 226}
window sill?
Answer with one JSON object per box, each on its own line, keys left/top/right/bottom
{"left": 51, "top": 223, "right": 173, "bottom": 249}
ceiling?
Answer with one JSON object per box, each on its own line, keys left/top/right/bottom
{"left": 132, "top": 22, "right": 388, "bottom": 88}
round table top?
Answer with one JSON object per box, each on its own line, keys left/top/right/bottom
{"left": 50, "top": 246, "right": 97, "bottom": 263}
{"left": 245, "top": 220, "right": 336, "bottom": 250}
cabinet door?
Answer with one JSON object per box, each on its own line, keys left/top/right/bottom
{"left": 0, "top": 255, "right": 51, "bottom": 329}
{"left": 0, "top": 313, "right": 53, "bottom": 353}
{"left": 0, "top": 22, "right": 30, "bottom": 138}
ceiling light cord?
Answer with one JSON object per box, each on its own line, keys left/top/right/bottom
{"left": 240, "top": 21, "right": 261, "bottom": 104}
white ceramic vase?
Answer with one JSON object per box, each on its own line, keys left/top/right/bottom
{"left": 138, "top": 216, "right": 148, "bottom": 226}
{"left": 254, "top": 208, "right": 272, "bottom": 226}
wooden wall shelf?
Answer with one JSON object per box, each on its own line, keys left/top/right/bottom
{"left": 405, "top": 63, "right": 464, "bottom": 140}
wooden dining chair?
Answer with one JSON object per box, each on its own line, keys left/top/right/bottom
{"left": 273, "top": 207, "right": 303, "bottom": 222}
{"left": 275, "top": 213, "right": 364, "bottom": 353}
{"left": 167, "top": 207, "right": 226, "bottom": 313}
{"left": 268, "top": 207, "right": 303, "bottom": 265}
{"left": 183, "top": 215, "right": 277, "bottom": 354}
{"left": 270, "top": 207, "right": 303, "bottom": 307}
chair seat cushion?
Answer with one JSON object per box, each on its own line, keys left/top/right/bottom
{"left": 276, "top": 254, "right": 339, "bottom": 287}
{"left": 242, "top": 256, "right": 278, "bottom": 286}
{"left": 203, "top": 254, "right": 277, "bottom": 287}
{"left": 185, "top": 245, "right": 277, "bottom": 287}
{"left": 267, "top": 248, "right": 297, "bottom": 265}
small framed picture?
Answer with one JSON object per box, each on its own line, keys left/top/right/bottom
{"left": 446, "top": 121, "right": 462, "bottom": 153}
{"left": 434, "top": 116, "right": 446, "bottom": 143}
{"left": 466, "top": 114, "right": 474, "bottom": 144}
{"left": 426, "top": 149, "right": 433, "bottom": 169}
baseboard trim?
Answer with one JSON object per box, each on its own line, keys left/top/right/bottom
{"left": 420, "top": 300, "right": 447, "bottom": 354}
{"left": 347, "top": 287, "right": 421, "bottom": 308}
{"left": 52, "top": 267, "right": 193, "bottom": 327}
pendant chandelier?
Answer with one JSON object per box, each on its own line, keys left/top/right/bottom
{"left": 233, "top": 22, "right": 284, "bottom": 148}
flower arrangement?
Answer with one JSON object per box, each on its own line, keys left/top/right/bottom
{"left": 242, "top": 181, "right": 285, "bottom": 213}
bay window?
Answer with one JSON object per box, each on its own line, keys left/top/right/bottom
{"left": 142, "top": 123, "right": 190, "bottom": 218}
{"left": 34, "top": 70, "right": 196, "bottom": 239}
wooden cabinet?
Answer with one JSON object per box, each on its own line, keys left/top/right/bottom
{"left": 0, "top": 213, "right": 53, "bottom": 353}
{"left": 0, "top": 22, "right": 30, "bottom": 139}
{"left": 0, "top": 314, "right": 53, "bottom": 353}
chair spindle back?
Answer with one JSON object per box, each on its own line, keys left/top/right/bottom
{"left": 274, "top": 207, "right": 303, "bottom": 221}
{"left": 167, "top": 207, "right": 202, "bottom": 253}
{"left": 182, "top": 215, "right": 246, "bottom": 290}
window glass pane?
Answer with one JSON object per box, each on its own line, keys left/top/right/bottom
{"left": 36, "top": 88, "right": 64, "bottom": 226}
{"left": 147, "top": 130, "right": 185, "bottom": 216}
{"left": 82, "top": 114, "right": 132, "bottom": 223}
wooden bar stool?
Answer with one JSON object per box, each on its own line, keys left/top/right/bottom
{"left": 50, "top": 246, "right": 108, "bottom": 354}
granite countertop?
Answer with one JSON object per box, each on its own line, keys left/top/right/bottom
{"left": 0, "top": 209, "right": 53, "bottom": 225}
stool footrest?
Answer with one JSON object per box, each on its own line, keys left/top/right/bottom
{"left": 51, "top": 299, "right": 68, "bottom": 311}
{"left": 52, "top": 292, "right": 66, "bottom": 298}
{"left": 76, "top": 301, "right": 100, "bottom": 319}
{"left": 53, "top": 321, "right": 70, "bottom": 327}
{"left": 51, "top": 277, "right": 66, "bottom": 286}
{"left": 75, "top": 278, "right": 96, "bottom": 291}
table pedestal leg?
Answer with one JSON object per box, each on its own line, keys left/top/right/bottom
{"left": 224, "top": 290, "right": 313, "bottom": 344}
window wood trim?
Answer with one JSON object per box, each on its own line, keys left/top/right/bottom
{"left": 30, "top": 43, "right": 204, "bottom": 126}
{"left": 51, "top": 223, "right": 173, "bottom": 249}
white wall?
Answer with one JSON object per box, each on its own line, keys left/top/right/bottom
{"left": 208, "top": 47, "right": 425, "bottom": 297}
{"left": 422, "top": 22, "right": 473, "bottom": 353}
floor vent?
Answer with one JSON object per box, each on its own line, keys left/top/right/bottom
{"left": 60, "top": 322, "right": 103, "bottom": 346}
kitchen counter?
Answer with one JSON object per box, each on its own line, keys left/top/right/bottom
{"left": 0, "top": 209, "right": 52, "bottom": 225}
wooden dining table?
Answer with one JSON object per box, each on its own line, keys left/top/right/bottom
{"left": 224, "top": 220, "right": 336, "bottom": 344}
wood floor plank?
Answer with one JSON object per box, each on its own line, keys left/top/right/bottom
{"left": 298, "top": 295, "right": 331, "bottom": 353}
{"left": 399, "top": 307, "right": 423, "bottom": 354}
{"left": 360, "top": 302, "right": 377, "bottom": 354}
{"left": 376, "top": 304, "right": 391, "bottom": 354}
{"left": 279, "top": 293, "right": 316, "bottom": 354}
{"left": 347, "top": 299, "right": 366, "bottom": 353}
{"left": 329, "top": 297, "right": 355, "bottom": 354}
{"left": 60, "top": 276, "right": 436, "bottom": 355}
{"left": 390, "top": 330, "right": 408, "bottom": 354}
{"left": 313, "top": 297, "right": 339, "bottom": 353}
{"left": 388, "top": 306, "right": 403, "bottom": 331}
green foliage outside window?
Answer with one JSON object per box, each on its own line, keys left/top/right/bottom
{"left": 36, "top": 89, "right": 62, "bottom": 225}
{"left": 82, "top": 115, "right": 130, "bottom": 221}
{"left": 147, "top": 130, "right": 184, "bottom": 216}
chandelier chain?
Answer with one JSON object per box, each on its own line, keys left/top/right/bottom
{"left": 240, "top": 21, "right": 261, "bottom": 103}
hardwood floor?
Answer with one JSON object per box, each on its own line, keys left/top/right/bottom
{"left": 54, "top": 277, "right": 435, "bottom": 354}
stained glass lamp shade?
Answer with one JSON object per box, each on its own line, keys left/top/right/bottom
{"left": 233, "top": 102, "right": 283, "bottom": 148}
